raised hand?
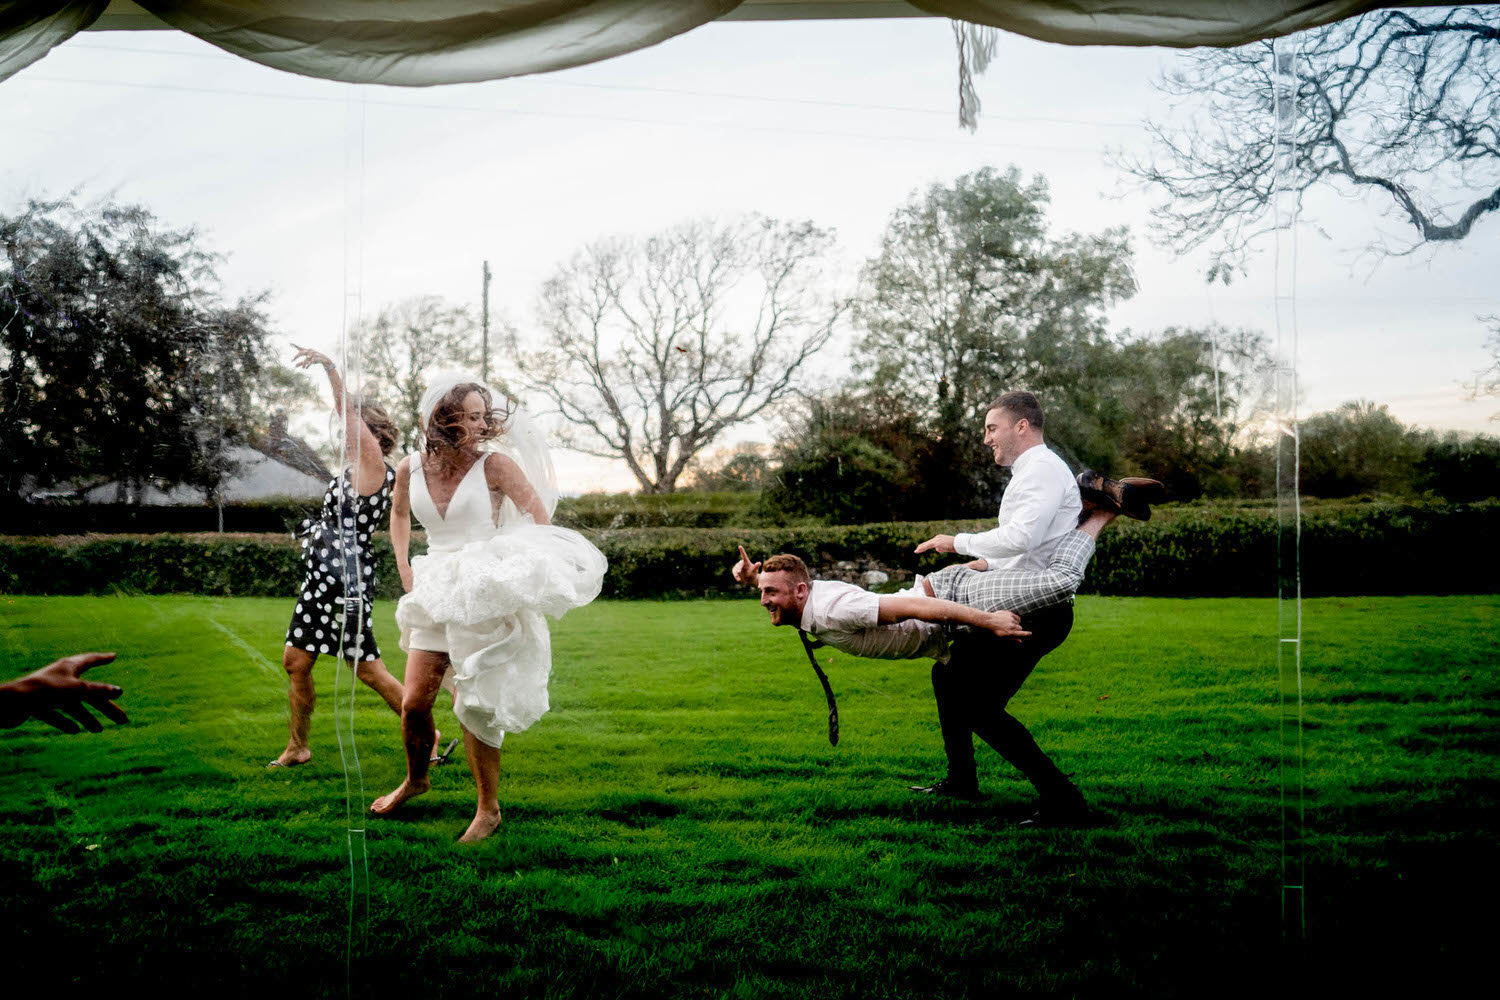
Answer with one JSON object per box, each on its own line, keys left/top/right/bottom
{"left": 0, "top": 652, "right": 127, "bottom": 733}
{"left": 291, "top": 344, "right": 335, "bottom": 370}
{"left": 731, "top": 544, "right": 762, "bottom": 585}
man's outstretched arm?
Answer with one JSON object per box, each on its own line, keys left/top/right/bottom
{"left": 877, "top": 596, "right": 1030, "bottom": 641}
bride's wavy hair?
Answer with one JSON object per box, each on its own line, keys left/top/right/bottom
{"left": 425, "top": 382, "right": 515, "bottom": 455}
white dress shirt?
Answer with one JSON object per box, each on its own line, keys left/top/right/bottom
{"left": 799, "top": 578, "right": 949, "bottom": 662}
{"left": 953, "top": 443, "right": 1081, "bottom": 573}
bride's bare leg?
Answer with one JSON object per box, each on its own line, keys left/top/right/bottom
{"left": 457, "top": 726, "right": 502, "bottom": 843}
{"left": 371, "top": 649, "right": 449, "bottom": 815}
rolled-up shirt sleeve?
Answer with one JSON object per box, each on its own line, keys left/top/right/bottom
{"left": 954, "top": 461, "right": 1066, "bottom": 562}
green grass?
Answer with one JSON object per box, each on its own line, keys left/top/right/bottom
{"left": 1, "top": 594, "right": 1495, "bottom": 997}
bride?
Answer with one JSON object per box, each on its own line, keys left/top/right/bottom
{"left": 370, "top": 372, "right": 606, "bottom": 843}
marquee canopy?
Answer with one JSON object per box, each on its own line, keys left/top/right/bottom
{"left": 1, "top": 1, "right": 1462, "bottom": 87}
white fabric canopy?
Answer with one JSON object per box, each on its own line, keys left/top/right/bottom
{"left": 910, "top": 1, "right": 1453, "bottom": 48}
{"left": 0, "top": 2, "right": 106, "bottom": 81}
{"left": 0, "top": 1, "right": 1470, "bottom": 87}
{"left": 1, "top": 1, "right": 740, "bottom": 85}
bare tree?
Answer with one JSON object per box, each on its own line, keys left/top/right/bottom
{"left": 1118, "top": 7, "right": 1500, "bottom": 278}
{"left": 1469, "top": 314, "right": 1500, "bottom": 415}
{"left": 351, "top": 295, "right": 483, "bottom": 453}
{"left": 514, "top": 216, "right": 846, "bottom": 494}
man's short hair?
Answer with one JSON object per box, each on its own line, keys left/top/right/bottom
{"left": 986, "top": 390, "right": 1044, "bottom": 430}
{"left": 762, "top": 553, "right": 811, "bottom": 584}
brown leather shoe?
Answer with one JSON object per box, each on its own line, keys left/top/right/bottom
{"left": 1076, "top": 471, "right": 1166, "bottom": 521}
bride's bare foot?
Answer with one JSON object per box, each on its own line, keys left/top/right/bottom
{"left": 270, "top": 746, "right": 311, "bottom": 768}
{"left": 457, "top": 808, "right": 501, "bottom": 844}
{"left": 370, "top": 777, "right": 430, "bottom": 816}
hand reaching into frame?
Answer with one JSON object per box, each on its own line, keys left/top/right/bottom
{"left": 0, "top": 653, "right": 128, "bottom": 734}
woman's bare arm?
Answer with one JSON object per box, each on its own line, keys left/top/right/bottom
{"left": 391, "top": 457, "right": 413, "bottom": 592}
{"left": 292, "top": 345, "right": 384, "bottom": 493}
{"left": 485, "top": 453, "right": 550, "bottom": 526}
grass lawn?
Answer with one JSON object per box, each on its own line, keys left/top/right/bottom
{"left": 1, "top": 593, "right": 1495, "bottom": 997}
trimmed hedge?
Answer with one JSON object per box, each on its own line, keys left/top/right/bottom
{"left": 2, "top": 501, "right": 1496, "bottom": 599}
{"left": 552, "top": 491, "right": 771, "bottom": 530}
{"left": 0, "top": 490, "right": 772, "bottom": 535}
{"left": 0, "top": 500, "right": 321, "bottom": 536}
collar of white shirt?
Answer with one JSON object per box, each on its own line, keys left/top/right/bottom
{"left": 1010, "top": 443, "right": 1045, "bottom": 472}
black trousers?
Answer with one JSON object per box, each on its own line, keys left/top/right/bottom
{"left": 930, "top": 602, "right": 1079, "bottom": 800}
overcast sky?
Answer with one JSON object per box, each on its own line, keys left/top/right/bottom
{"left": 4, "top": 13, "right": 1496, "bottom": 491}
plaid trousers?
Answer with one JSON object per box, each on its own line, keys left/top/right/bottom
{"left": 926, "top": 529, "right": 1096, "bottom": 615}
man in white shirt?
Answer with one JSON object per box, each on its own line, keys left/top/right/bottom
{"left": 911, "top": 390, "right": 1111, "bottom": 826}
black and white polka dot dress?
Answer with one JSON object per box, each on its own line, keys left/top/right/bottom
{"left": 285, "top": 465, "right": 395, "bottom": 662}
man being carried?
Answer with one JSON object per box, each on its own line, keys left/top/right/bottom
{"left": 733, "top": 549, "right": 1032, "bottom": 659}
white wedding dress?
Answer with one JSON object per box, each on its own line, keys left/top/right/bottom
{"left": 395, "top": 451, "right": 607, "bottom": 748}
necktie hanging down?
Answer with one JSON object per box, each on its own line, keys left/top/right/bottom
{"left": 798, "top": 630, "right": 839, "bottom": 747}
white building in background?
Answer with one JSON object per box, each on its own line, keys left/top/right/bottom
{"left": 79, "top": 445, "right": 329, "bottom": 504}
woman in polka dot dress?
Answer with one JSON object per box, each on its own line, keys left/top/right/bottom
{"left": 269, "top": 347, "right": 406, "bottom": 768}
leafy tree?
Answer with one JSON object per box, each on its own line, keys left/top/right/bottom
{"left": 1299, "top": 399, "right": 1424, "bottom": 497}
{"left": 854, "top": 166, "right": 1135, "bottom": 514}
{"left": 687, "top": 444, "right": 773, "bottom": 493}
{"left": 0, "top": 196, "right": 282, "bottom": 503}
{"left": 1414, "top": 430, "right": 1500, "bottom": 500}
{"left": 1120, "top": 7, "right": 1500, "bottom": 276}
{"left": 350, "top": 295, "right": 484, "bottom": 453}
{"left": 515, "top": 216, "right": 846, "bottom": 494}
{"left": 249, "top": 363, "right": 321, "bottom": 437}
{"left": 1100, "top": 326, "right": 1275, "bottom": 497}
{"left": 768, "top": 327, "right": 1275, "bottom": 522}
{"left": 764, "top": 388, "right": 934, "bottom": 524}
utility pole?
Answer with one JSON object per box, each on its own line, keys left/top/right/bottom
{"left": 216, "top": 347, "right": 225, "bottom": 533}
{"left": 481, "top": 260, "right": 492, "bottom": 385}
